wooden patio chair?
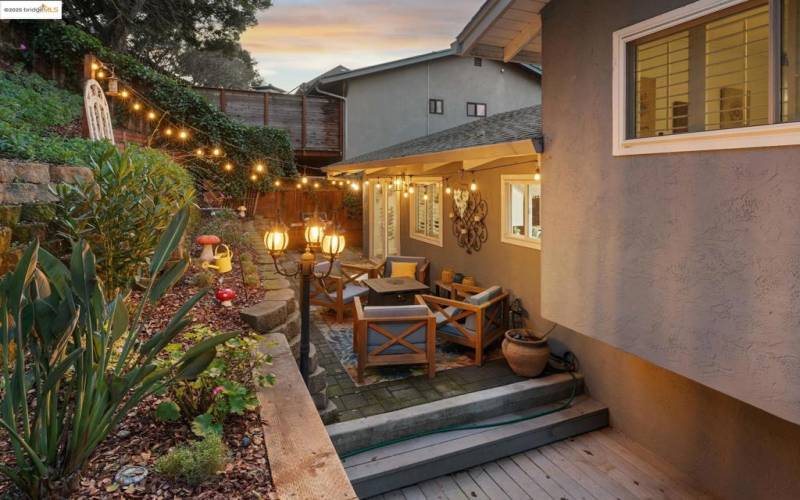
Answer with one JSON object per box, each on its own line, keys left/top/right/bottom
{"left": 310, "top": 261, "right": 369, "bottom": 322}
{"left": 353, "top": 296, "right": 436, "bottom": 383}
{"left": 378, "top": 255, "right": 431, "bottom": 285}
{"left": 421, "top": 284, "right": 509, "bottom": 366}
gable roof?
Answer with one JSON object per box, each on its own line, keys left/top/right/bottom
{"left": 319, "top": 48, "right": 457, "bottom": 85}
{"left": 296, "top": 65, "right": 350, "bottom": 94}
{"left": 331, "top": 105, "right": 541, "bottom": 167}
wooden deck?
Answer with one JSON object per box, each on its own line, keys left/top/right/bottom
{"left": 371, "top": 428, "right": 711, "bottom": 500}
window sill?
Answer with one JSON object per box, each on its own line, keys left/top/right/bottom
{"left": 613, "top": 122, "right": 800, "bottom": 156}
{"left": 410, "top": 233, "right": 443, "bottom": 247}
{"left": 501, "top": 234, "right": 541, "bottom": 250}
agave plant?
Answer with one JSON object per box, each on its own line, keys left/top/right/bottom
{"left": 0, "top": 207, "right": 234, "bottom": 498}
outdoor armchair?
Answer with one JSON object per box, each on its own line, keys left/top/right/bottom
{"left": 378, "top": 255, "right": 430, "bottom": 285}
{"left": 421, "top": 283, "right": 509, "bottom": 366}
{"left": 310, "top": 261, "right": 369, "bottom": 322}
{"left": 353, "top": 296, "right": 436, "bottom": 383}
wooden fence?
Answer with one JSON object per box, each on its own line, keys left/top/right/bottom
{"left": 194, "top": 87, "right": 343, "bottom": 162}
{"left": 255, "top": 188, "right": 362, "bottom": 250}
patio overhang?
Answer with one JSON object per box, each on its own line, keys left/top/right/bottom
{"left": 453, "top": 0, "right": 548, "bottom": 64}
{"left": 323, "top": 140, "right": 539, "bottom": 178}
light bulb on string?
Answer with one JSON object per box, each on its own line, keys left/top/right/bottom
{"left": 301, "top": 176, "right": 308, "bottom": 184}
{"left": 364, "top": 180, "right": 369, "bottom": 186}
{"left": 250, "top": 174, "right": 258, "bottom": 182}
{"left": 445, "top": 186, "right": 452, "bottom": 195}
{"left": 403, "top": 191, "right": 409, "bottom": 198}
{"left": 534, "top": 168, "right": 541, "bottom": 181}
{"left": 146, "top": 111, "right": 157, "bottom": 120}
{"left": 470, "top": 178, "right": 478, "bottom": 192}
{"left": 296, "top": 183, "right": 302, "bottom": 189}
{"left": 96, "top": 69, "right": 106, "bottom": 79}
{"left": 274, "top": 179, "right": 281, "bottom": 187}
{"left": 90, "top": 62, "right": 100, "bottom": 71}
{"left": 178, "top": 129, "right": 189, "bottom": 140}
{"left": 351, "top": 182, "right": 360, "bottom": 191}
{"left": 223, "top": 162, "right": 233, "bottom": 171}
{"left": 314, "top": 181, "right": 320, "bottom": 189}
{"left": 212, "top": 148, "right": 222, "bottom": 156}
{"left": 119, "top": 89, "right": 129, "bottom": 99}
{"left": 132, "top": 102, "right": 142, "bottom": 111}
{"left": 423, "top": 193, "right": 429, "bottom": 201}
{"left": 195, "top": 148, "right": 204, "bottom": 156}
{"left": 163, "top": 127, "right": 173, "bottom": 136}
{"left": 255, "top": 163, "right": 265, "bottom": 173}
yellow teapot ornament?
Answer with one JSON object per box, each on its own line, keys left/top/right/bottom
{"left": 202, "top": 244, "right": 233, "bottom": 274}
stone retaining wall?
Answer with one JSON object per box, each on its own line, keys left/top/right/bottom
{"left": 240, "top": 219, "right": 337, "bottom": 423}
{"left": 0, "top": 159, "right": 93, "bottom": 273}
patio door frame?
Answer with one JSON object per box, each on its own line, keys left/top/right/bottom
{"left": 369, "top": 181, "right": 401, "bottom": 260}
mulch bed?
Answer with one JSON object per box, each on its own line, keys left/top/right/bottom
{"left": 0, "top": 245, "right": 276, "bottom": 499}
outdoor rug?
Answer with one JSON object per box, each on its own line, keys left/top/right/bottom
{"left": 312, "top": 306, "right": 503, "bottom": 386}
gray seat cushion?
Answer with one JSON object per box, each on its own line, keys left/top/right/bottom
{"left": 464, "top": 286, "right": 502, "bottom": 330}
{"left": 342, "top": 284, "right": 369, "bottom": 303}
{"left": 364, "top": 304, "right": 430, "bottom": 355}
{"left": 433, "top": 305, "right": 461, "bottom": 325}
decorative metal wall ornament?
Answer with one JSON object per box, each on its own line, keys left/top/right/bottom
{"left": 450, "top": 189, "right": 488, "bottom": 254}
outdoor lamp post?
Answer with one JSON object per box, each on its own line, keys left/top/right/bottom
{"left": 264, "top": 217, "right": 346, "bottom": 383}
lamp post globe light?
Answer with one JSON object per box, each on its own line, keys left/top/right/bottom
{"left": 264, "top": 215, "right": 345, "bottom": 383}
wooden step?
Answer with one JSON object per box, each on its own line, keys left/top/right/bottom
{"left": 328, "top": 372, "right": 584, "bottom": 455}
{"left": 343, "top": 395, "right": 609, "bottom": 498}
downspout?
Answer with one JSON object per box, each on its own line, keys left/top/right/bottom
{"left": 314, "top": 85, "right": 348, "bottom": 159}
{"left": 426, "top": 62, "right": 430, "bottom": 135}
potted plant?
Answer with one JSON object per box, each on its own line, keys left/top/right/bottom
{"left": 502, "top": 329, "right": 551, "bottom": 377}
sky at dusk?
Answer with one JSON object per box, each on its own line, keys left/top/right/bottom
{"left": 241, "top": 0, "right": 485, "bottom": 92}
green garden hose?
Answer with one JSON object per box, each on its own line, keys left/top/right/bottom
{"left": 339, "top": 352, "right": 580, "bottom": 460}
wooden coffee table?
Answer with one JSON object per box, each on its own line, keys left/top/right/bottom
{"left": 363, "top": 277, "right": 430, "bottom": 306}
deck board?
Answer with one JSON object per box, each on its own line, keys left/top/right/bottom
{"left": 372, "top": 429, "right": 710, "bottom": 500}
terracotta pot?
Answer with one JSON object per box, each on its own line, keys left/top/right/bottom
{"left": 462, "top": 276, "right": 476, "bottom": 287}
{"left": 502, "top": 329, "right": 550, "bottom": 378}
{"left": 441, "top": 268, "right": 454, "bottom": 284}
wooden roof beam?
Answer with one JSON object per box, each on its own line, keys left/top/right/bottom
{"left": 423, "top": 161, "right": 462, "bottom": 172}
{"left": 503, "top": 15, "right": 542, "bottom": 62}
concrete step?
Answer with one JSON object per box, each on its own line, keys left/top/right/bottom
{"left": 327, "top": 372, "right": 584, "bottom": 455}
{"left": 343, "top": 395, "right": 609, "bottom": 498}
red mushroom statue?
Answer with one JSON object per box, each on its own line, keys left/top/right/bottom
{"left": 196, "top": 235, "right": 221, "bottom": 263}
{"left": 216, "top": 288, "right": 237, "bottom": 307}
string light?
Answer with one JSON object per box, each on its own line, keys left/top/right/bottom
{"left": 403, "top": 192, "right": 409, "bottom": 198}
{"left": 178, "top": 129, "right": 189, "bottom": 140}
{"left": 146, "top": 111, "right": 157, "bottom": 120}
{"left": 296, "top": 183, "right": 302, "bottom": 189}
{"left": 351, "top": 182, "right": 360, "bottom": 191}
{"left": 195, "top": 148, "right": 204, "bottom": 156}
{"left": 212, "top": 148, "right": 222, "bottom": 156}
{"left": 301, "top": 176, "right": 308, "bottom": 184}
{"left": 163, "top": 127, "right": 173, "bottom": 136}
{"left": 408, "top": 185, "right": 415, "bottom": 194}
{"left": 534, "top": 168, "right": 541, "bottom": 181}
{"left": 445, "top": 186, "right": 452, "bottom": 195}
{"left": 223, "top": 162, "right": 233, "bottom": 171}
{"left": 132, "top": 102, "right": 142, "bottom": 111}
{"left": 470, "top": 178, "right": 478, "bottom": 192}
{"left": 96, "top": 69, "right": 106, "bottom": 79}
{"left": 423, "top": 193, "right": 429, "bottom": 201}
{"left": 274, "top": 179, "right": 281, "bottom": 187}
{"left": 255, "top": 163, "right": 265, "bottom": 173}
{"left": 314, "top": 181, "right": 320, "bottom": 188}
{"left": 90, "top": 62, "right": 100, "bottom": 71}
{"left": 250, "top": 174, "right": 258, "bottom": 181}
{"left": 119, "top": 89, "right": 129, "bottom": 99}
{"left": 364, "top": 180, "right": 369, "bottom": 186}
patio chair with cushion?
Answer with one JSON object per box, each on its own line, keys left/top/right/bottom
{"left": 421, "top": 283, "right": 509, "bottom": 366}
{"left": 378, "top": 255, "right": 430, "bottom": 285}
{"left": 353, "top": 296, "right": 436, "bottom": 383}
{"left": 310, "top": 261, "right": 369, "bottom": 322}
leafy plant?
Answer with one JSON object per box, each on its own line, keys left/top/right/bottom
{"left": 52, "top": 144, "right": 195, "bottom": 295}
{"left": 0, "top": 65, "right": 82, "bottom": 133}
{"left": 156, "top": 326, "right": 274, "bottom": 436}
{"left": 26, "top": 22, "right": 296, "bottom": 196}
{"left": 155, "top": 401, "right": 181, "bottom": 423}
{"left": 343, "top": 191, "right": 363, "bottom": 219}
{"left": 0, "top": 208, "right": 237, "bottom": 498}
{"left": 196, "top": 209, "right": 249, "bottom": 250}
{"left": 191, "top": 269, "right": 215, "bottom": 288}
{"left": 155, "top": 434, "right": 228, "bottom": 486}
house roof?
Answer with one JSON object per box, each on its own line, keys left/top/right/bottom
{"left": 319, "top": 49, "right": 457, "bottom": 85}
{"left": 331, "top": 105, "right": 541, "bottom": 168}
{"left": 295, "top": 65, "right": 350, "bottom": 94}
{"left": 454, "top": 0, "right": 548, "bottom": 64}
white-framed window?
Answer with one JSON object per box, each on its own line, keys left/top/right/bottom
{"left": 409, "top": 179, "right": 443, "bottom": 246}
{"left": 501, "top": 174, "right": 541, "bottom": 250}
{"left": 612, "top": 0, "right": 800, "bottom": 155}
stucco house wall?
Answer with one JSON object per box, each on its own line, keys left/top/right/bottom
{"left": 344, "top": 56, "right": 540, "bottom": 158}
{"left": 539, "top": 0, "right": 800, "bottom": 497}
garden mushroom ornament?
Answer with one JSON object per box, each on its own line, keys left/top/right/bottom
{"left": 237, "top": 205, "right": 247, "bottom": 219}
{"left": 196, "top": 235, "right": 221, "bottom": 263}
{"left": 216, "top": 288, "right": 237, "bottom": 307}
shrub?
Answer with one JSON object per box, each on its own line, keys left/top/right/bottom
{"left": 0, "top": 65, "right": 81, "bottom": 132}
{"left": 26, "top": 23, "right": 296, "bottom": 196}
{"left": 191, "top": 269, "right": 215, "bottom": 288}
{"left": 52, "top": 144, "right": 195, "bottom": 294}
{"left": 0, "top": 208, "right": 238, "bottom": 498}
{"left": 155, "top": 434, "right": 228, "bottom": 485}
{"left": 156, "top": 326, "right": 274, "bottom": 435}
{"left": 196, "top": 209, "right": 249, "bottom": 250}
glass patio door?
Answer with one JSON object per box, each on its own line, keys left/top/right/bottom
{"left": 370, "top": 182, "right": 399, "bottom": 260}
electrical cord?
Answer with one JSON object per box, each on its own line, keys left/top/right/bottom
{"left": 339, "top": 352, "right": 580, "bottom": 460}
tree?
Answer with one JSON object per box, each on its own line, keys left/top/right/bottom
{"left": 62, "top": 0, "right": 271, "bottom": 88}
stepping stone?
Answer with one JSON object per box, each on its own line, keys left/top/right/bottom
{"left": 264, "top": 288, "right": 297, "bottom": 314}
{"left": 240, "top": 300, "right": 287, "bottom": 333}
{"left": 263, "top": 277, "right": 291, "bottom": 290}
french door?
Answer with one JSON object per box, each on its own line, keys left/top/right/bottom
{"left": 370, "top": 182, "right": 400, "bottom": 260}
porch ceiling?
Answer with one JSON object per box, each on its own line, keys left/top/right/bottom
{"left": 453, "top": 0, "right": 548, "bottom": 64}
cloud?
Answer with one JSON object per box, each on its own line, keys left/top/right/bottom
{"left": 241, "top": 0, "right": 483, "bottom": 91}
